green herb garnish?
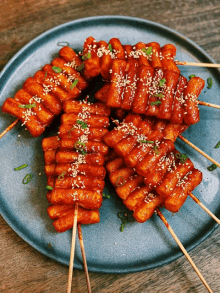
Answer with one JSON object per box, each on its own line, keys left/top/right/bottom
{"left": 108, "top": 44, "right": 113, "bottom": 52}
{"left": 214, "top": 141, "right": 220, "bottom": 149}
{"left": 150, "top": 101, "right": 162, "bottom": 106}
{"left": 207, "top": 78, "right": 213, "bottom": 89}
{"left": 22, "top": 174, "right": 33, "bottom": 184}
{"left": 103, "top": 193, "right": 110, "bottom": 199}
{"left": 141, "top": 46, "right": 153, "bottom": 56}
{"left": 175, "top": 153, "right": 188, "bottom": 164}
{"left": 118, "top": 212, "right": 128, "bottom": 232}
{"left": 140, "top": 140, "right": 154, "bottom": 144}
{"left": 153, "top": 145, "right": 159, "bottom": 155}
{"left": 46, "top": 185, "right": 53, "bottom": 190}
{"left": 70, "top": 79, "right": 78, "bottom": 89}
{"left": 153, "top": 93, "right": 165, "bottom": 98}
{"left": 82, "top": 52, "right": 91, "bottom": 61}
{"left": 115, "top": 176, "right": 126, "bottom": 187}
{"left": 207, "top": 164, "right": 217, "bottom": 171}
{"left": 58, "top": 171, "right": 67, "bottom": 181}
{"left": 159, "top": 78, "right": 166, "bottom": 87}
{"left": 52, "top": 66, "right": 62, "bottom": 73}
{"left": 189, "top": 74, "right": 196, "bottom": 79}
{"left": 14, "top": 164, "right": 28, "bottom": 171}
{"left": 76, "top": 63, "right": 85, "bottom": 72}
{"left": 74, "top": 141, "right": 87, "bottom": 155}
{"left": 76, "top": 120, "right": 88, "bottom": 129}
{"left": 18, "top": 103, "right": 36, "bottom": 109}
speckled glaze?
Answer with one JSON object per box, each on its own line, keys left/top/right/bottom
{"left": 0, "top": 16, "right": 220, "bottom": 273}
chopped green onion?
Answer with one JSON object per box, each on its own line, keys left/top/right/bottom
{"left": 118, "top": 212, "right": 128, "bottom": 232}
{"left": 57, "top": 41, "right": 70, "bottom": 47}
{"left": 14, "top": 164, "right": 28, "bottom": 171}
{"left": 108, "top": 44, "right": 113, "bottom": 52}
{"left": 22, "top": 173, "right": 33, "bottom": 184}
{"left": 175, "top": 153, "right": 188, "bottom": 164}
{"left": 159, "top": 78, "right": 166, "bottom": 87}
{"left": 70, "top": 79, "right": 78, "bottom": 89}
{"left": 74, "top": 141, "right": 87, "bottom": 155}
{"left": 116, "top": 176, "right": 126, "bottom": 187}
{"left": 207, "top": 164, "right": 217, "bottom": 171}
{"left": 58, "top": 171, "right": 67, "bottom": 181}
{"left": 153, "top": 93, "right": 165, "bottom": 98}
{"left": 103, "top": 193, "right": 110, "bottom": 199}
{"left": 207, "top": 77, "right": 213, "bottom": 89}
{"left": 150, "top": 101, "right": 162, "bottom": 106}
{"left": 82, "top": 52, "right": 91, "bottom": 61}
{"left": 214, "top": 141, "right": 220, "bottom": 149}
{"left": 153, "top": 145, "right": 159, "bottom": 155}
{"left": 46, "top": 185, "right": 53, "bottom": 190}
{"left": 140, "top": 140, "right": 154, "bottom": 144}
{"left": 189, "top": 74, "right": 196, "bottom": 79}
{"left": 18, "top": 103, "right": 36, "bottom": 109}
{"left": 76, "top": 120, "right": 88, "bottom": 129}
{"left": 52, "top": 66, "right": 62, "bottom": 73}
{"left": 141, "top": 46, "right": 153, "bottom": 56}
{"left": 76, "top": 63, "right": 85, "bottom": 72}
{"left": 81, "top": 150, "right": 87, "bottom": 156}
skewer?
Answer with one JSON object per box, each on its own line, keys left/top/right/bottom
{"left": 67, "top": 204, "right": 79, "bottom": 293}
{"left": 175, "top": 61, "right": 220, "bottom": 68}
{"left": 77, "top": 223, "right": 92, "bottom": 293}
{"left": 156, "top": 209, "right": 213, "bottom": 293}
{"left": 0, "top": 118, "right": 19, "bottom": 139}
{"left": 178, "top": 134, "right": 220, "bottom": 168}
{"left": 198, "top": 100, "right": 220, "bottom": 109}
{"left": 189, "top": 192, "right": 220, "bottom": 225}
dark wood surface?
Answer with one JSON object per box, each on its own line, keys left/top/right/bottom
{"left": 1, "top": 1, "right": 220, "bottom": 292}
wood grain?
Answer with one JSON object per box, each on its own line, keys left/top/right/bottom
{"left": 1, "top": 0, "right": 220, "bottom": 292}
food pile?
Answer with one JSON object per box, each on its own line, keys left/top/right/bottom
{"left": 1, "top": 37, "right": 207, "bottom": 232}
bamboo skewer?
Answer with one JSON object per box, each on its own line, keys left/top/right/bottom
{"left": 198, "top": 100, "right": 220, "bottom": 109}
{"left": 178, "top": 134, "right": 220, "bottom": 168}
{"left": 77, "top": 224, "right": 92, "bottom": 293}
{"left": 189, "top": 192, "right": 220, "bottom": 225}
{"left": 175, "top": 61, "right": 220, "bottom": 68}
{"left": 156, "top": 209, "right": 213, "bottom": 293}
{"left": 0, "top": 118, "right": 19, "bottom": 139}
{"left": 67, "top": 204, "right": 79, "bottom": 293}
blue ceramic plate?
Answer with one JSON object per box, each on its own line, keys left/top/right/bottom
{"left": 0, "top": 16, "right": 220, "bottom": 273}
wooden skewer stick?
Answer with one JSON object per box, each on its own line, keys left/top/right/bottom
{"left": 0, "top": 118, "right": 19, "bottom": 139}
{"left": 178, "top": 134, "right": 220, "bottom": 168}
{"left": 189, "top": 192, "right": 220, "bottom": 225}
{"left": 198, "top": 100, "right": 220, "bottom": 110}
{"left": 156, "top": 209, "right": 213, "bottom": 293}
{"left": 175, "top": 61, "right": 220, "bottom": 68}
{"left": 67, "top": 204, "right": 79, "bottom": 293}
{"left": 77, "top": 224, "right": 92, "bottom": 293}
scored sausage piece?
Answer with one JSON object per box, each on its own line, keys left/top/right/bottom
{"left": 47, "top": 188, "right": 103, "bottom": 210}
{"left": 156, "top": 157, "right": 194, "bottom": 198}
{"left": 164, "top": 169, "right": 202, "bottom": 213}
{"left": 52, "top": 207, "right": 100, "bottom": 232}
{"left": 183, "top": 76, "right": 205, "bottom": 125}
{"left": 2, "top": 98, "right": 45, "bottom": 137}
{"left": 136, "top": 139, "right": 175, "bottom": 177}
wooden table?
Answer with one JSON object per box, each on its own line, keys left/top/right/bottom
{"left": 1, "top": 1, "right": 220, "bottom": 292}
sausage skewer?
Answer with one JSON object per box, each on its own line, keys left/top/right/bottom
{"left": 77, "top": 224, "right": 92, "bottom": 293}
{"left": 67, "top": 204, "right": 79, "bottom": 293}
{"left": 175, "top": 61, "right": 220, "bottom": 68}
{"left": 156, "top": 209, "right": 213, "bottom": 293}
